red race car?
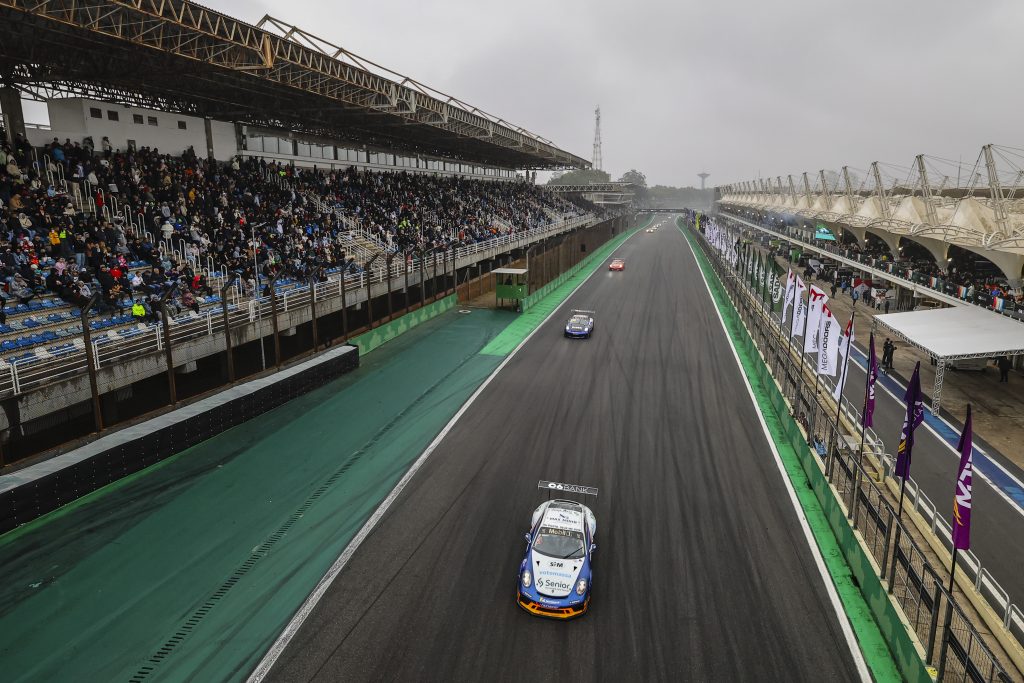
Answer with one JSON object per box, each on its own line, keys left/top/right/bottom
{"left": 609, "top": 259, "right": 625, "bottom": 271}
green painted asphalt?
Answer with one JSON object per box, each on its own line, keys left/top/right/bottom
{"left": 678, "top": 219, "right": 902, "bottom": 683}
{"left": 0, "top": 307, "right": 511, "bottom": 683}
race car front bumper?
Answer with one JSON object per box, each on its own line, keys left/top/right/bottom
{"left": 517, "top": 591, "right": 590, "bottom": 619}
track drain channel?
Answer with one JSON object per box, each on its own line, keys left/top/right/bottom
{"left": 128, "top": 350, "right": 479, "bottom": 681}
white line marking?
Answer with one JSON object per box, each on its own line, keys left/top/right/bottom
{"left": 681, "top": 229, "right": 872, "bottom": 682}
{"left": 246, "top": 226, "right": 643, "bottom": 682}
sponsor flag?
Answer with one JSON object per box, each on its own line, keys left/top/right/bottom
{"left": 782, "top": 269, "right": 796, "bottom": 324}
{"left": 863, "top": 333, "right": 878, "bottom": 428}
{"left": 817, "top": 305, "right": 841, "bottom": 376}
{"left": 790, "top": 276, "right": 808, "bottom": 338}
{"left": 803, "top": 286, "right": 829, "bottom": 352}
{"left": 832, "top": 317, "right": 854, "bottom": 401}
{"left": 894, "top": 362, "right": 925, "bottom": 479}
{"left": 952, "top": 405, "right": 974, "bottom": 550}
{"left": 769, "top": 260, "right": 786, "bottom": 315}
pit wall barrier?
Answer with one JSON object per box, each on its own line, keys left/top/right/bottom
{"left": 684, "top": 224, "right": 934, "bottom": 683}
{"left": 349, "top": 294, "right": 456, "bottom": 356}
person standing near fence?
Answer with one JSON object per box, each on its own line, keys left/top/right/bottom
{"left": 998, "top": 355, "right": 1011, "bottom": 383}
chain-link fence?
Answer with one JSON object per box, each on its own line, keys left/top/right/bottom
{"left": 689, "top": 221, "right": 1013, "bottom": 682}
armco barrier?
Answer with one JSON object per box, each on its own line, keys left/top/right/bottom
{"left": 349, "top": 294, "right": 456, "bottom": 355}
{"left": 685, "top": 223, "right": 934, "bottom": 683}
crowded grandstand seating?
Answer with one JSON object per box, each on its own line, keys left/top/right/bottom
{"left": 0, "top": 137, "right": 589, "bottom": 363}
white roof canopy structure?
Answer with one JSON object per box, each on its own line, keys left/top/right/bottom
{"left": 875, "top": 307, "right": 1024, "bottom": 361}
{"left": 874, "top": 306, "right": 1024, "bottom": 413}
{"left": 492, "top": 268, "right": 528, "bottom": 275}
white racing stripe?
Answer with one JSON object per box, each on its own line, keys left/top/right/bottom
{"left": 246, "top": 223, "right": 647, "bottom": 682}
{"left": 681, "top": 229, "right": 873, "bottom": 682}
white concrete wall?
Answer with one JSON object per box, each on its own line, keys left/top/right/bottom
{"left": 22, "top": 98, "right": 523, "bottom": 184}
{"left": 28, "top": 99, "right": 209, "bottom": 157}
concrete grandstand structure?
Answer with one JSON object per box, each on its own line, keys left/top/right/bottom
{"left": 0, "top": 0, "right": 614, "bottom": 463}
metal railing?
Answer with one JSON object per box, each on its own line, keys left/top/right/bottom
{"left": 690, "top": 222, "right": 1016, "bottom": 682}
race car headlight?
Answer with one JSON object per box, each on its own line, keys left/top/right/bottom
{"left": 521, "top": 570, "right": 532, "bottom": 588}
{"left": 576, "top": 579, "right": 587, "bottom": 595}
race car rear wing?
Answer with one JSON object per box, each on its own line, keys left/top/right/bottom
{"left": 570, "top": 309, "right": 596, "bottom": 316}
{"left": 539, "top": 480, "right": 599, "bottom": 498}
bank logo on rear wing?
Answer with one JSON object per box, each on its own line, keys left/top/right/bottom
{"left": 539, "top": 480, "right": 599, "bottom": 497}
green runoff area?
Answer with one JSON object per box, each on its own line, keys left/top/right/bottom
{"left": 679, "top": 217, "right": 918, "bottom": 683}
{"left": 0, "top": 217, "right": 651, "bottom": 683}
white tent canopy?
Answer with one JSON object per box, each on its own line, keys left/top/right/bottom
{"left": 875, "top": 307, "right": 1024, "bottom": 360}
{"left": 874, "top": 306, "right": 1024, "bottom": 413}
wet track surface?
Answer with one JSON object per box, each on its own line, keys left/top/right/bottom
{"left": 267, "top": 219, "right": 862, "bottom": 682}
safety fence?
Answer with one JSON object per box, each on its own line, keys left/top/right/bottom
{"left": 688, "top": 222, "right": 1016, "bottom": 682}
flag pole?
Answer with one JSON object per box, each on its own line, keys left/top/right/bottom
{"left": 857, "top": 333, "right": 872, "bottom": 471}
{"left": 793, "top": 286, "right": 811, "bottom": 416}
{"left": 828, "top": 307, "right": 856, "bottom": 476}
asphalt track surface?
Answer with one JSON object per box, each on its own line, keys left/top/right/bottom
{"left": 267, "top": 219, "right": 862, "bottom": 682}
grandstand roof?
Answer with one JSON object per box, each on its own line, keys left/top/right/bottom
{"left": 0, "top": 1, "right": 587, "bottom": 170}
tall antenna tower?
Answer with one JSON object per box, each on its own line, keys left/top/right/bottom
{"left": 698, "top": 171, "right": 710, "bottom": 190}
{"left": 592, "top": 106, "right": 602, "bottom": 171}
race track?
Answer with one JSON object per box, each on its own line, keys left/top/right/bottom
{"left": 265, "top": 217, "right": 863, "bottom": 682}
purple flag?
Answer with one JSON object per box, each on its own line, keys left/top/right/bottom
{"left": 953, "top": 406, "right": 974, "bottom": 550}
{"left": 894, "top": 361, "right": 924, "bottom": 479}
{"left": 862, "top": 333, "right": 878, "bottom": 428}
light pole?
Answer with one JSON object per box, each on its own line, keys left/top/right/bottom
{"left": 220, "top": 274, "right": 238, "bottom": 382}
{"left": 157, "top": 284, "right": 179, "bottom": 405}
{"left": 80, "top": 293, "right": 103, "bottom": 432}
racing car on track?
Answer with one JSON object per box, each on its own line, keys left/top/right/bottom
{"left": 564, "top": 310, "right": 595, "bottom": 338}
{"left": 517, "top": 481, "right": 598, "bottom": 619}
{"left": 609, "top": 259, "right": 625, "bottom": 271}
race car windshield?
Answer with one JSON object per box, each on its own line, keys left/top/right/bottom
{"left": 533, "top": 531, "right": 585, "bottom": 559}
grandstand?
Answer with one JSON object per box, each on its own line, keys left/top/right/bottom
{"left": 0, "top": 1, "right": 612, "bottom": 463}
{"left": 717, "top": 149, "right": 1024, "bottom": 314}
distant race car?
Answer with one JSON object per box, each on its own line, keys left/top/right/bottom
{"left": 646, "top": 228, "right": 655, "bottom": 233}
{"left": 564, "top": 309, "right": 595, "bottom": 338}
{"left": 609, "top": 259, "right": 625, "bottom": 271}
{"left": 517, "top": 481, "right": 598, "bottom": 619}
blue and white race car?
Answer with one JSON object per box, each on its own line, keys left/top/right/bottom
{"left": 564, "top": 309, "right": 595, "bottom": 339}
{"left": 517, "top": 481, "right": 598, "bottom": 619}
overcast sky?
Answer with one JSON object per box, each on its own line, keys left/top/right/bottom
{"left": 24, "top": 0, "right": 1024, "bottom": 187}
